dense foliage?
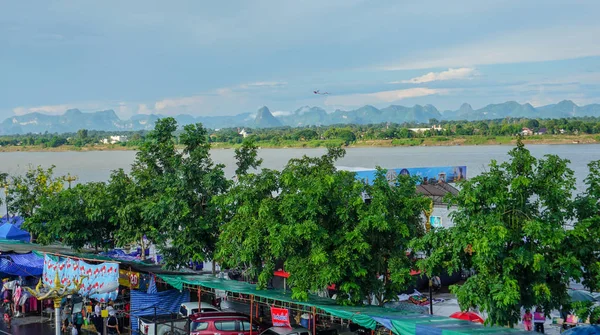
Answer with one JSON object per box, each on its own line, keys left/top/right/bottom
{"left": 3, "top": 118, "right": 600, "bottom": 324}
{"left": 411, "top": 138, "right": 600, "bottom": 326}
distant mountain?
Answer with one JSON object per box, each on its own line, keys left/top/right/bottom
{"left": 442, "top": 100, "right": 600, "bottom": 120}
{"left": 254, "top": 106, "right": 282, "bottom": 128}
{"left": 2, "top": 100, "right": 600, "bottom": 134}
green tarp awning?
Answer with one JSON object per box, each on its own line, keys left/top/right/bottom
{"left": 156, "top": 274, "right": 531, "bottom": 335}
{"left": 157, "top": 274, "right": 415, "bottom": 330}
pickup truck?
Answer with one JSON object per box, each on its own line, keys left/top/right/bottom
{"left": 138, "top": 302, "right": 221, "bottom": 335}
{"left": 138, "top": 313, "right": 190, "bottom": 335}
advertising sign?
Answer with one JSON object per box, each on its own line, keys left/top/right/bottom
{"left": 119, "top": 269, "right": 140, "bottom": 289}
{"left": 430, "top": 216, "right": 443, "bottom": 228}
{"left": 354, "top": 166, "right": 467, "bottom": 185}
{"left": 271, "top": 307, "right": 291, "bottom": 328}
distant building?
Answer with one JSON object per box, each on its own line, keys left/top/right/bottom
{"left": 521, "top": 128, "right": 534, "bottom": 136}
{"left": 536, "top": 128, "right": 547, "bottom": 135}
{"left": 102, "top": 135, "right": 128, "bottom": 144}
{"left": 239, "top": 129, "right": 250, "bottom": 138}
{"left": 409, "top": 125, "right": 444, "bottom": 133}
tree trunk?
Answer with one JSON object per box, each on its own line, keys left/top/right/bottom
{"left": 212, "top": 260, "right": 216, "bottom": 275}
{"left": 140, "top": 236, "right": 146, "bottom": 261}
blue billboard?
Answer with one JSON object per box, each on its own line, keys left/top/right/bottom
{"left": 353, "top": 166, "right": 467, "bottom": 185}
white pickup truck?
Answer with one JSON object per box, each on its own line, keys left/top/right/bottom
{"left": 138, "top": 302, "right": 220, "bottom": 335}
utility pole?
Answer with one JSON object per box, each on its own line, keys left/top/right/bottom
{"left": 2, "top": 182, "right": 9, "bottom": 219}
{"left": 64, "top": 174, "right": 78, "bottom": 189}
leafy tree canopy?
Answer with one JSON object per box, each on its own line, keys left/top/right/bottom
{"left": 412, "top": 139, "right": 581, "bottom": 326}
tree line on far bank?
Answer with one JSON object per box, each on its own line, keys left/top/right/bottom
{"left": 1, "top": 117, "right": 599, "bottom": 328}
{"left": 1, "top": 116, "right": 600, "bottom": 148}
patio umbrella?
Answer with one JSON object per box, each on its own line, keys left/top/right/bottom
{"left": 449, "top": 311, "right": 485, "bottom": 324}
{"left": 568, "top": 289, "right": 597, "bottom": 302}
{"left": 563, "top": 325, "right": 600, "bottom": 335}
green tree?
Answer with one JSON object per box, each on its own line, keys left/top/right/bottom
{"left": 215, "top": 168, "right": 280, "bottom": 283}
{"left": 570, "top": 161, "right": 600, "bottom": 297}
{"left": 345, "top": 168, "right": 428, "bottom": 306}
{"left": 412, "top": 140, "right": 578, "bottom": 326}
{"left": 25, "top": 182, "right": 117, "bottom": 250}
{"left": 109, "top": 169, "right": 151, "bottom": 259}
{"left": 160, "top": 123, "right": 229, "bottom": 269}
{"left": 234, "top": 138, "right": 263, "bottom": 176}
{"left": 77, "top": 129, "right": 88, "bottom": 140}
{"left": 111, "top": 118, "right": 228, "bottom": 268}
{"left": 7, "top": 165, "right": 64, "bottom": 219}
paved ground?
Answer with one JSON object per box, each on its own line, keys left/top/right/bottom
{"left": 0, "top": 314, "right": 57, "bottom": 335}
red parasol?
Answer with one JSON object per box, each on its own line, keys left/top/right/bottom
{"left": 449, "top": 311, "right": 485, "bottom": 324}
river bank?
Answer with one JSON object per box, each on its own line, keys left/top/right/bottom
{"left": 0, "top": 134, "right": 598, "bottom": 152}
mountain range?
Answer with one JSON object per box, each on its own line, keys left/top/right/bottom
{"left": 2, "top": 100, "right": 600, "bottom": 135}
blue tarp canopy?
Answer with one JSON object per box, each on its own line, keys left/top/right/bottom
{"left": 130, "top": 289, "right": 190, "bottom": 332}
{"left": 0, "top": 223, "right": 31, "bottom": 242}
{"left": 0, "top": 252, "right": 43, "bottom": 276}
{"left": 0, "top": 216, "right": 24, "bottom": 229}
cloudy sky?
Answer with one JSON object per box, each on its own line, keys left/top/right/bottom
{"left": 1, "top": 0, "right": 599, "bottom": 119}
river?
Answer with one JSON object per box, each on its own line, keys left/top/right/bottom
{"left": 2, "top": 144, "right": 599, "bottom": 226}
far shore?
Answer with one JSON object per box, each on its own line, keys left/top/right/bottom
{"left": 0, "top": 134, "right": 598, "bottom": 152}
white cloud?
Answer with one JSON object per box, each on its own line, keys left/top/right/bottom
{"left": 271, "top": 110, "right": 291, "bottom": 117}
{"left": 380, "top": 25, "right": 600, "bottom": 70}
{"left": 325, "top": 87, "right": 448, "bottom": 107}
{"left": 154, "top": 96, "right": 204, "bottom": 114}
{"left": 394, "top": 68, "right": 475, "bottom": 84}
{"left": 136, "top": 104, "right": 152, "bottom": 114}
{"left": 13, "top": 104, "right": 73, "bottom": 115}
{"left": 238, "top": 81, "right": 287, "bottom": 89}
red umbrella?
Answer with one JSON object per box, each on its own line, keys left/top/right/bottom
{"left": 449, "top": 311, "right": 485, "bottom": 324}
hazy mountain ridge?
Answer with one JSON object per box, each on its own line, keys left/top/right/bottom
{"left": 2, "top": 100, "right": 600, "bottom": 134}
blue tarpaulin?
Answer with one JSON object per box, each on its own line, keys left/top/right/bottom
{"left": 0, "top": 223, "right": 30, "bottom": 242}
{"left": 130, "top": 288, "right": 190, "bottom": 332}
{"left": 0, "top": 216, "right": 24, "bottom": 229}
{"left": 0, "top": 252, "right": 43, "bottom": 276}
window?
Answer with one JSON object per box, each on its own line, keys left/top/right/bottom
{"left": 192, "top": 322, "right": 209, "bottom": 331}
{"left": 241, "top": 321, "right": 259, "bottom": 331}
{"left": 215, "top": 321, "right": 237, "bottom": 331}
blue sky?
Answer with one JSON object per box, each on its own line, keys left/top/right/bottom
{"left": 1, "top": 0, "right": 599, "bottom": 119}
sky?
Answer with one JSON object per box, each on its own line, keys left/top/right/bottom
{"left": 1, "top": 0, "right": 599, "bottom": 120}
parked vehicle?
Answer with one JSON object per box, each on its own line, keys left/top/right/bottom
{"left": 139, "top": 303, "right": 221, "bottom": 335}
{"left": 180, "top": 302, "right": 220, "bottom": 317}
{"left": 138, "top": 313, "right": 190, "bottom": 335}
{"left": 260, "top": 326, "right": 312, "bottom": 335}
{"left": 260, "top": 326, "right": 338, "bottom": 335}
{"left": 189, "top": 311, "right": 264, "bottom": 335}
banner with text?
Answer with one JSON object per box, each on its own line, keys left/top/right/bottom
{"left": 354, "top": 166, "right": 467, "bottom": 185}
{"left": 119, "top": 269, "right": 140, "bottom": 289}
{"left": 43, "top": 254, "right": 119, "bottom": 302}
{"left": 271, "top": 307, "right": 291, "bottom": 328}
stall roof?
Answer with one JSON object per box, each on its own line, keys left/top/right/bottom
{"left": 157, "top": 273, "right": 413, "bottom": 330}
{"left": 157, "top": 274, "right": 528, "bottom": 335}
{"left": 0, "top": 240, "right": 201, "bottom": 275}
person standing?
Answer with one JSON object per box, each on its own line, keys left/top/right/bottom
{"left": 533, "top": 307, "right": 545, "bottom": 333}
{"left": 523, "top": 309, "right": 533, "bottom": 331}
{"left": 107, "top": 309, "right": 120, "bottom": 335}
{"left": 72, "top": 310, "right": 84, "bottom": 334}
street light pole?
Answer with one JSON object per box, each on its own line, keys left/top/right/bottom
{"left": 2, "top": 183, "right": 9, "bottom": 219}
